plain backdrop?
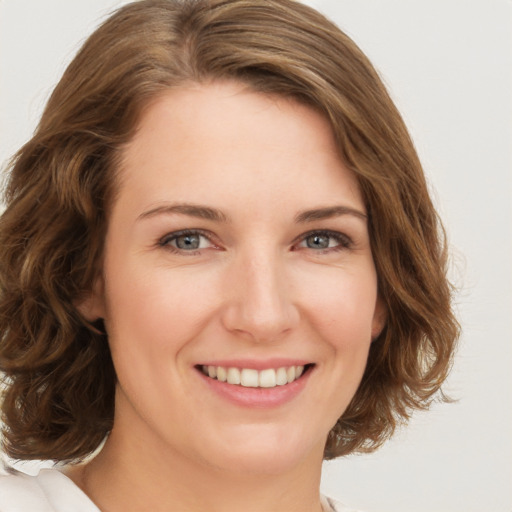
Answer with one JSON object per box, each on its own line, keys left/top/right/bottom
{"left": 1, "top": 1, "right": 511, "bottom": 511}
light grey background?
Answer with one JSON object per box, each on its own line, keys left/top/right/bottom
{"left": 1, "top": 1, "right": 511, "bottom": 511}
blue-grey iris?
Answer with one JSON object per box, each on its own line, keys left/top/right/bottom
{"left": 306, "top": 234, "right": 330, "bottom": 249}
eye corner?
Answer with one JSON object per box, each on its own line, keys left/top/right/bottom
{"left": 293, "top": 229, "right": 353, "bottom": 253}
{"left": 158, "top": 229, "right": 220, "bottom": 254}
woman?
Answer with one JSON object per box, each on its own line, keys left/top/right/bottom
{"left": 0, "top": 1, "right": 459, "bottom": 511}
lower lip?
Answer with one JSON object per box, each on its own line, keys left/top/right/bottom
{"left": 197, "top": 368, "right": 312, "bottom": 408}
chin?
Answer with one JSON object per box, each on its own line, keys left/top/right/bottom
{"left": 196, "top": 425, "right": 325, "bottom": 476}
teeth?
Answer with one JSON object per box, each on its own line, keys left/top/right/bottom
{"left": 241, "top": 369, "right": 259, "bottom": 387}
{"left": 201, "top": 364, "right": 308, "bottom": 388}
{"left": 216, "top": 366, "right": 227, "bottom": 382}
{"left": 259, "top": 369, "right": 276, "bottom": 388}
{"left": 227, "top": 367, "right": 241, "bottom": 385}
{"left": 276, "top": 367, "right": 288, "bottom": 386}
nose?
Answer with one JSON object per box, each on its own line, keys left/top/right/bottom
{"left": 221, "top": 249, "right": 300, "bottom": 343}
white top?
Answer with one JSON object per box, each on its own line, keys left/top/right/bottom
{"left": 0, "top": 468, "right": 362, "bottom": 512}
{"left": 0, "top": 469, "right": 100, "bottom": 512}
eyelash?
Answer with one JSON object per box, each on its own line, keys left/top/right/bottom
{"left": 158, "top": 229, "right": 353, "bottom": 255}
{"left": 158, "top": 229, "right": 215, "bottom": 254}
{"left": 293, "top": 230, "right": 353, "bottom": 253}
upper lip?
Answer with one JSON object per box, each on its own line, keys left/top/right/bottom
{"left": 195, "top": 358, "right": 313, "bottom": 371}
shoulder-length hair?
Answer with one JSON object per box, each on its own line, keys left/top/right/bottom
{"left": 0, "top": 0, "right": 459, "bottom": 462}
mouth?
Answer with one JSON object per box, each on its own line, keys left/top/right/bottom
{"left": 196, "top": 363, "right": 315, "bottom": 389}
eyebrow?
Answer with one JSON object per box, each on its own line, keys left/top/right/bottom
{"left": 294, "top": 205, "right": 367, "bottom": 223}
{"left": 137, "top": 202, "right": 367, "bottom": 224}
{"left": 137, "top": 203, "right": 230, "bottom": 223}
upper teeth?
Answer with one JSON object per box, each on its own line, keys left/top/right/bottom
{"left": 201, "top": 365, "right": 305, "bottom": 388}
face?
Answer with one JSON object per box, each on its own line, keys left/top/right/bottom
{"left": 86, "top": 81, "right": 385, "bottom": 476}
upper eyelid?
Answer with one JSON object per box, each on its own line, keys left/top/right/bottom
{"left": 159, "top": 229, "right": 215, "bottom": 246}
{"left": 292, "top": 229, "right": 353, "bottom": 246}
{"left": 158, "top": 228, "right": 352, "bottom": 249}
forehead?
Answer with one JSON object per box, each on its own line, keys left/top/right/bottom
{"left": 114, "top": 80, "right": 364, "bottom": 219}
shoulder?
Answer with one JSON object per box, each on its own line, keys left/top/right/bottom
{"left": 322, "top": 494, "right": 366, "bottom": 512}
{"left": 0, "top": 468, "right": 99, "bottom": 512}
{"left": 0, "top": 473, "right": 362, "bottom": 512}
{"left": 0, "top": 470, "right": 54, "bottom": 512}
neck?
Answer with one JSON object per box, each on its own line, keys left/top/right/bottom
{"left": 67, "top": 423, "right": 326, "bottom": 512}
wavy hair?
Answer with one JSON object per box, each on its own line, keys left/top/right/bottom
{"left": 0, "top": 0, "right": 459, "bottom": 462}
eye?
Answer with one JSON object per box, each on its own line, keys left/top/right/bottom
{"left": 159, "top": 230, "right": 214, "bottom": 253}
{"left": 295, "top": 230, "right": 352, "bottom": 252}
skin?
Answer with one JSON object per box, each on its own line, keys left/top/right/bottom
{"left": 72, "top": 80, "right": 386, "bottom": 512}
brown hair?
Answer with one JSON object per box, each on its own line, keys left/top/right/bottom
{"left": 0, "top": 0, "right": 459, "bottom": 462}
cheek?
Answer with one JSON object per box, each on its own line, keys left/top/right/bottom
{"left": 103, "top": 261, "right": 221, "bottom": 359}
{"left": 297, "top": 264, "right": 378, "bottom": 349}
{"left": 302, "top": 267, "right": 378, "bottom": 418}
{"left": 101, "top": 262, "right": 224, "bottom": 418}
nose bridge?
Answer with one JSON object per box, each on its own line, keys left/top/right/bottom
{"left": 223, "top": 245, "right": 299, "bottom": 341}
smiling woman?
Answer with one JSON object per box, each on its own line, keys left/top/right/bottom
{"left": 0, "top": 1, "right": 458, "bottom": 512}
{"left": 73, "top": 83, "right": 384, "bottom": 486}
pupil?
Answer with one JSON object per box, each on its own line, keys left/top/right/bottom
{"left": 176, "top": 234, "right": 200, "bottom": 250}
{"left": 307, "top": 234, "right": 329, "bottom": 249}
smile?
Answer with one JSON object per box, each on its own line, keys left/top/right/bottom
{"left": 199, "top": 364, "right": 312, "bottom": 388}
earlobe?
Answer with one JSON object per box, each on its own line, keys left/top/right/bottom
{"left": 371, "top": 297, "right": 387, "bottom": 341}
{"left": 75, "top": 275, "right": 106, "bottom": 322}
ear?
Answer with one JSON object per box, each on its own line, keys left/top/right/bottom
{"left": 371, "top": 296, "right": 387, "bottom": 341}
{"left": 75, "top": 274, "right": 106, "bottom": 322}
